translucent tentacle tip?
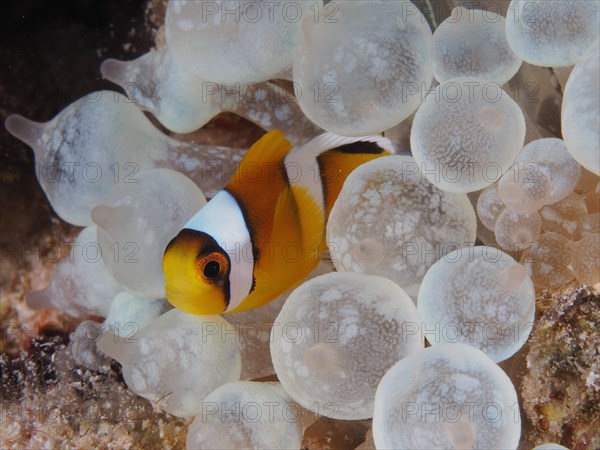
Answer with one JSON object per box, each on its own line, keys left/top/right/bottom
{"left": 532, "top": 444, "right": 569, "bottom": 450}
{"left": 96, "top": 328, "right": 127, "bottom": 363}
{"left": 352, "top": 238, "right": 384, "bottom": 267}
{"left": 4, "top": 114, "right": 45, "bottom": 151}
{"left": 91, "top": 204, "right": 127, "bottom": 231}
{"left": 444, "top": 418, "right": 475, "bottom": 450}
{"left": 100, "top": 58, "right": 131, "bottom": 85}
{"left": 26, "top": 288, "right": 53, "bottom": 310}
{"left": 497, "top": 263, "right": 529, "bottom": 293}
{"left": 478, "top": 106, "right": 505, "bottom": 131}
{"left": 303, "top": 342, "right": 340, "bottom": 372}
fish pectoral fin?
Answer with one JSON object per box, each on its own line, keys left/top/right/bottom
{"left": 269, "top": 185, "right": 304, "bottom": 269}
{"left": 266, "top": 184, "right": 325, "bottom": 286}
{"left": 229, "top": 184, "right": 326, "bottom": 314}
{"left": 289, "top": 184, "right": 327, "bottom": 259}
{"left": 270, "top": 184, "right": 325, "bottom": 265}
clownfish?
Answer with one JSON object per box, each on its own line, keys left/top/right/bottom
{"left": 163, "top": 130, "right": 393, "bottom": 314}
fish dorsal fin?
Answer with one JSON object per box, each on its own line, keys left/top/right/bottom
{"left": 227, "top": 130, "right": 292, "bottom": 190}
{"left": 224, "top": 130, "right": 294, "bottom": 280}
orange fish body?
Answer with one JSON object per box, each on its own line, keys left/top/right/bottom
{"left": 163, "top": 130, "right": 393, "bottom": 314}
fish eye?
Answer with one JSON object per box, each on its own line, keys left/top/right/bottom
{"left": 203, "top": 260, "right": 221, "bottom": 279}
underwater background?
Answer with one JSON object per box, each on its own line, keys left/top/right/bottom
{"left": 1, "top": 1, "right": 598, "bottom": 449}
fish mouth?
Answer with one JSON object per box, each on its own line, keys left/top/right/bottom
{"left": 164, "top": 288, "right": 227, "bottom": 315}
{"left": 164, "top": 289, "right": 195, "bottom": 311}
{"left": 165, "top": 290, "right": 187, "bottom": 302}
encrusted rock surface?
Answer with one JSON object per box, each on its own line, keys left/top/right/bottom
{"left": 1, "top": 336, "right": 188, "bottom": 449}
{"left": 1, "top": 1, "right": 598, "bottom": 449}
{"left": 522, "top": 286, "right": 600, "bottom": 449}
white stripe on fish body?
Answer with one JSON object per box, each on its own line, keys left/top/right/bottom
{"left": 284, "top": 133, "right": 396, "bottom": 213}
{"left": 183, "top": 190, "right": 254, "bottom": 311}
